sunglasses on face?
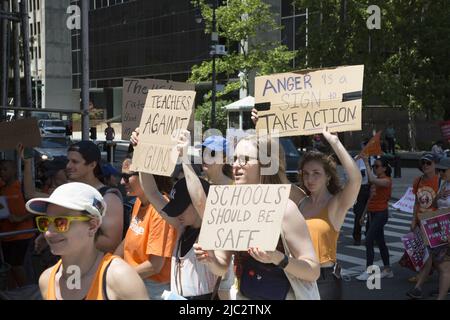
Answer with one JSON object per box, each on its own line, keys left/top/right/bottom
{"left": 421, "top": 160, "right": 433, "bottom": 166}
{"left": 233, "top": 155, "right": 257, "bottom": 167}
{"left": 121, "top": 172, "right": 139, "bottom": 183}
{"left": 202, "top": 147, "right": 216, "bottom": 158}
{"left": 35, "top": 215, "right": 91, "bottom": 233}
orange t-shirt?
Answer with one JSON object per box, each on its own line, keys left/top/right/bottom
{"left": 0, "top": 180, "right": 34, "bottom": 241}
{"left": 124, "top": 198, "right": 177, "bottom": 283}
{"left": 47, "top": 253, "right": 117, "bottom": 300}
{"left": 412, "top": 175, "right": 439, "bottom": 217}
{"left": 367, "top": 177, "right": 392, "bottom": 212}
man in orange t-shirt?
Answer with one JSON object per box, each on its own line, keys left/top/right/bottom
{"left": 114, "top": 159, "right": 176, "bottom": 299}
{"left": 0, "top": 160, "right": 34, "bottom": 288}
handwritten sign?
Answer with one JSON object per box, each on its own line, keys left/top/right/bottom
{"left": 122, "top": 78, "right": 195, "bottom": 140}
{"left": 130, "top": 89, "right": 196, "bottom": 176}
{"left": 402, "top": 228, "right": 429, "bottom": 272}
{"left": 255, "top": 65, "right": 364, "bottom": 137}
{"left": 420, "top": 209, "right": 450, "bottom": 248}
{"left": 0, "top": 118, "right": 41, "bottom": 150}
{"left": 392, "top": 187, "right": 415, "bottom": 214}
{"left": 198, "top": 184, "right": 291, "bottom": 251}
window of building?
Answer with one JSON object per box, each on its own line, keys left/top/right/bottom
{"left": 281, "top": 0, "right": 308, "bottom": 68}
{"left": 33, "top": 0, "right": 36, "bottom": 12}
{"left": 29, "top": 0, "right": 32, "bottom": 11}
{"left": 37, "top": 0, "right": 40, "bottom": 10}
{"left": 38, "top": 45, "right": 41, "bottom": 59}
{"left": 37, "top": 22, "right": 40, "bottom": 34}
{"left": 30, "top": 23, "right": 33, "bottom": 35}
{"left": 30, "top": 47, "right": 34, "bottom": 59}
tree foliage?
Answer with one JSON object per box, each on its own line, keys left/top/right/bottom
{"left": 189, "top": 0, "right": 296, "bottom": 130}
{"left": 294, "top": 0, "right": 450, "bottom": 119}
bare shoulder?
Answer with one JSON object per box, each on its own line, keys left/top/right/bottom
{"left": 282, "top": 199, "right": 306, "bottom": 231}
{"left": 39, "top": 266, "right": 53, "bottom": 300}
{"left": 106, "top": 258, "right": 149, "bottom": 300}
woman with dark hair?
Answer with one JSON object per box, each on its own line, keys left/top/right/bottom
{"left": 297, "top": 128, "right": 362, "bottom": 300}
{"left": 356, "top": 156, "right": 393, "bottom": 281}
{"left": 66, "top": 141, "right": 123, "bottom": 253}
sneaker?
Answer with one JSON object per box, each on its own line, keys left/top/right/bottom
{"left": 406, "top": 287, "right": 423, "bottom": 299}
{"left": 381, "top": 269, "right": 394, "bottom": 279}
{"left": 356, "top": 272, "right": 370, "bottom": 281}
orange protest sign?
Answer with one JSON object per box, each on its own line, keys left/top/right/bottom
{"left": 361, "top": 131, "right": 382, "bottom": 156}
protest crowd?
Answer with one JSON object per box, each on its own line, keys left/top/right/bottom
{"left": 1, "top": 68, "right": 450, "bottom": 301}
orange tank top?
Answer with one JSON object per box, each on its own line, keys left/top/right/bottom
{"left": 304, "top": 205, "right": 339, "bottom": 265}
{"left": 47, "top": 253, "right": 117, "bottom": 300}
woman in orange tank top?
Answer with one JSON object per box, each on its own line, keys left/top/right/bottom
{"left": 298, "top": 127, "right": 362, "bottom": 300}
{"left": 25, "top": 182, "right": 149, "bottom": 300}
{"left": 356, "top": 156, "right": 393, "bottom": 281}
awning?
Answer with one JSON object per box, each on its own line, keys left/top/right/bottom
{"left": 223, "top": 96, "right": 254, "bottom": 112}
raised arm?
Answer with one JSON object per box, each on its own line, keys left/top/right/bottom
{"left": 363, "top": 155, "right": 390, "bottom": 187}
{"left": 323, "top": 127, "right": 362, "bottom": 231}
{"left": 139, "top": 172, "right": 180, "bottom": 229}
{"left": 178, "top": 130, "right": 207, "bottom": 219}
{"left": 16, "top": 143, "right": 47, "bottom": 199}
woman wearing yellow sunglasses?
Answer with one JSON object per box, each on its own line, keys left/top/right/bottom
{"left": 26, "top": 182, "right": 149, "bottom": 300}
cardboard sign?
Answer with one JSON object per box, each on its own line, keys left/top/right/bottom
{"left": 0, "top": 118, "right": 41, "bottom": 150}
{"left": 392, "top": 187, "right": 415, "bottom": 214}
{"left": 130, "top": 89, "right": 196, "bottom": 176}
{"left": 420, "top": 209, "right": 450, "bottom": 248}
{"left": 402, "top": 228, "right": 429, "bottom": 272}
{"left": 198, "top": 184, "right": 291, "bottom": 251}
{"left": 255, "top": 65, "right": 364, "bottom": 137}
{"left": 0, "top": 196, "right": 10, "bottom": 220}
{"left": 122, "top": 78, "right": 195, "bottom": 140}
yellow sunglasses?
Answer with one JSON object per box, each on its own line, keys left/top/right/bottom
{"left": 35, "top": 215, "right": 91, "bottom": 233}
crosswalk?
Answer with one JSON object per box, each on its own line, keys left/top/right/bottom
{"left": 338, "top": 202, "right": 412, "bottom": 278}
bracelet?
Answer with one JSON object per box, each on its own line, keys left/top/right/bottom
{"left": 277, "top": 254, "right": 289, "bottom": 269}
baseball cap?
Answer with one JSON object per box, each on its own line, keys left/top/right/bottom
{"left": 163, "top": 177, "right": 210, "bottom": 217}
{"left": 101, "top": 163, "right": 120, "bottom": 177}
{"left": 420, "top": 152, "right": 436, "bottom": 163}
{"left": 26, "top": 182, "right": 107, "bottom": 223}
{"left": 202, "top": 135, "right": 228, "bottom": 152}
{"left": 436, "top": 157, "right": 450, "bottom": 170}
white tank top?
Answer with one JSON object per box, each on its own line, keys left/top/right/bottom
{"left": 170, "top": 228, "right": 218, "bottom": 297}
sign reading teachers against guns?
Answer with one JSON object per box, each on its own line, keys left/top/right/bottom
{"left": 198, "top": 184, "right": 291, "bottom": 251}
{"left": 122, "top": 78, "right": 194, "bottom": 140}
{"left": 131, "top": 89, "right": 196, "bottom": 176}
{"left": 255, "top": 65, "right": 364, "bottom": 137}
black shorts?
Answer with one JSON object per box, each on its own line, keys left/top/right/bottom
{"left": 2, "top": 239, "right": 31, "bottom": 267}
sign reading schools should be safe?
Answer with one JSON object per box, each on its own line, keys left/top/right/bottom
{"left": 198, "top": 184, "right": 291, "bottom": 251}
{"left": 255, "top": 65, "right": 364, "bottom": 137}
{"left": 121, "top": 78, "right": 194, "bottom": 140}
{"left": 131, "top": 89, "right": 196, "bottom": 176}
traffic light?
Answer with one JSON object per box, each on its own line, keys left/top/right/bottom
{"left": 89, "top": 127, "right": 97, "bottom": 140}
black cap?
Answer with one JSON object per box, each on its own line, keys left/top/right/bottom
{"left": 163, "top": 177, "right": 210, "bottom": 217}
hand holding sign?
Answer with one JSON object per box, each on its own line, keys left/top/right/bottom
{"left": 176, "top": 129, "right": 190, "bottom": 162}
{"left": 322, "top": 126, "right": 339, "bottom": 146}
{"left": 130, "top": 127, "right": 140, "bottom": 146}
{"left": 193, "top": 243, "right": 216, "bottom": 265}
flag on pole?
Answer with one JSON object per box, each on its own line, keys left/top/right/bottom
{"left": 361, "top": 131, "right": 382, "bottom": 156}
